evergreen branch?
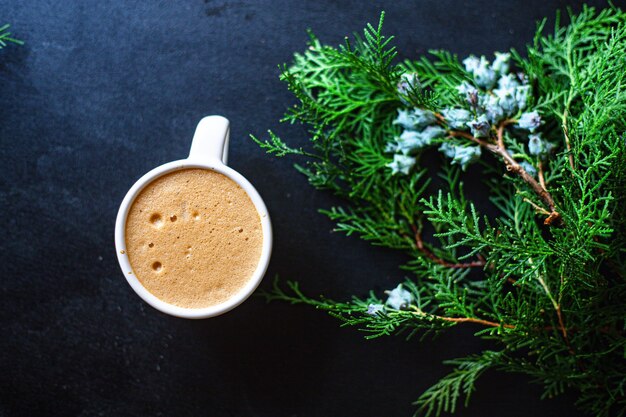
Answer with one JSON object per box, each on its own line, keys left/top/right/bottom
{"left": 414, "top": 351, "right": 503, "bottom": 417}
{"left": 264, "top": 277, "right": 517, "bottom": 334}
{"left": 253, "top": 7, "right": 626, "bottom": 417}
{"left": 412, "top": 225, "right": 486, "bottom": 269}
{"left": 250, "top": 131, "right": 321, "bottom": 159}
{"left": 0, "top": 24, "right": 23, "bottom": 48}
{"left": 449, "top": 120, "right": 561, "bottom": 225}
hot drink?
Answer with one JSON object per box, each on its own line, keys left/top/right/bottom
{"left": 124, "top": 168, "right": 263, "bottom": 308}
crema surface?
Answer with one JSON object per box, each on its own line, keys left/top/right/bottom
{"left": 125, "top": 169, "right": 263, "bottom": 308}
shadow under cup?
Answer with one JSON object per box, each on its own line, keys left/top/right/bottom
{"left": 115, "top": 116, "right": 272, "bottom": 319}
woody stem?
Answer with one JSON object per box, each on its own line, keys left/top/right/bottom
{"left": 449, "top": 122, "right": 561, "bottom": 225}
{"left": 412, "top": 225, "right": 485, "bottom": 269}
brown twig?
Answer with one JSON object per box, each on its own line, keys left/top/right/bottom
{"left": 449, "top": 129, "right": 488, "bottom": 146}
{"left": 436, "top": 315, "right": 516, "bottom": 329}
{"left": 419, "top": 311, "right": 582, "bottom": 334}
{"left": 555, "top": 305, "right": 576, "bottom": 356}
{"left": 412, "top": 226, "right": 486, "bottom": 269}
{"left": 449, "top": 121, "right": 562, "bottom": 226}
{"left": 411, "top": 307, "right": 515, "bottom": 329}
{"left": 538, "top": 161, "right": 547, "bottom": 191}
{"left": 496, "top": 119, "right": 511, "bottom": 149}
{"left": 535, "top": 272, "right": 583, "bottom": 369}
{"left": 522, "top": 197, "right": 550, "bottom": 216}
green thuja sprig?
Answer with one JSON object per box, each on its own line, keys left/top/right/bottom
{"left": 254, "top": 5, "right": 626, "bottom": 417}
{"left": 414, "top": 351, "right": 504, "bottom": 417}
{"left": 0, "top": 24, "right": 23, "bottom": 49}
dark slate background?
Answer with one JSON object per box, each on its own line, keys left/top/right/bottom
{"left": 0, "top": 1, "right": 605, "bottom": 416}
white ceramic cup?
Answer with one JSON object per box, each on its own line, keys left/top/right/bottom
{"left": 115, "top": 115, "right": 272, "bottom": 319}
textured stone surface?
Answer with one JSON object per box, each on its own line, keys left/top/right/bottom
{"left": 0, "top": 1, "right": 599, "bottom": 416}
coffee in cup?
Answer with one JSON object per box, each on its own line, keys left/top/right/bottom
{"left": 115, "top": 116, "right": 272, "bottom": 318}
{"left": 124, "top": 168, "right": 263, "bottom": 308}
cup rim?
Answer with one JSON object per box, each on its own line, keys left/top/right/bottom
{"left": 114, "top": 158, "right": 273, "bottom": 319}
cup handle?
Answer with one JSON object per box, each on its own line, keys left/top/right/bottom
{"left": 188, "top": 115, "right": 230, "bottom": 165}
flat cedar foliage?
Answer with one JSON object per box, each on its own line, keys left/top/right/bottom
{"left": 252, "top": 5, "right": 626, "bottom": 417}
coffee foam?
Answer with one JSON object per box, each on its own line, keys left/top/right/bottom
{"left": 125, "top": 168, "right": 263, "bottom": 309}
